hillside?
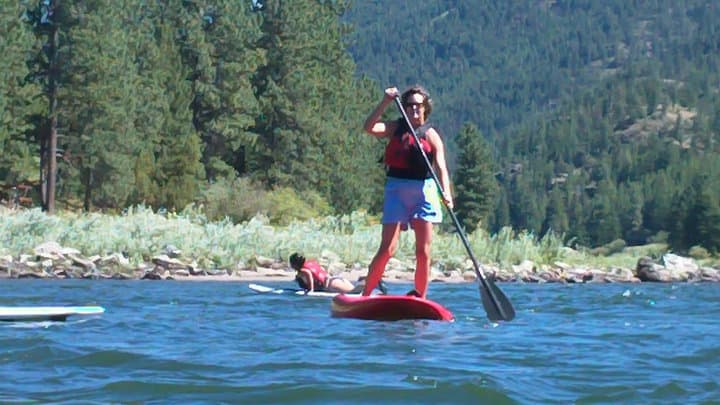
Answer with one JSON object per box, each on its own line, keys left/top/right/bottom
{"left": 344, "top": 0, "right": 720, "bottom": 250}
{"left": 345, "top": 0, "right": 637, "bottom": 135}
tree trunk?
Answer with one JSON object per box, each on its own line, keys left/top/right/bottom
{"left": 43, "top": 2, "right": 60, "bottom": 215}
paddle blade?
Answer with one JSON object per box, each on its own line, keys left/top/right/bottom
{"left": 479, "top": 279, "right": 516, "bottom": 322}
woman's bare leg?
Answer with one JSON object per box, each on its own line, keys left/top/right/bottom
{"left": 411, "top": 219, "right": 433, "bottom": 298}
{"left": 362, "top": 223, "right": 402, "bottom": 296}
{"left": 328, "top": 278, "right": 356, "bottom": 293}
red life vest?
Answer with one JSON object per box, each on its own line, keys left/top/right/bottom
{"left": 303, "top": 260, "right": 328, "bottom": 289}
{"left": 384, "top": 120, "right": 434, "bottom": 179}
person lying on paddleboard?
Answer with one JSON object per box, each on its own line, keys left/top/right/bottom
{"left": 289, "top": 253, "right": 387, "bottom": 295}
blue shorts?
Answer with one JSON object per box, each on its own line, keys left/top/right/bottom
{"left": 381, "top": 177, "right": 443, "bottom": 227}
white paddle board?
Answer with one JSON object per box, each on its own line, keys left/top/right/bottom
{"left": 0, "top": 306, "right": 105, "bottom": 322}
{"left": 248, "top": 283, "right": 367, "bottom": 298}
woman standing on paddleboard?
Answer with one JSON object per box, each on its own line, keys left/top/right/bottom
{"left": 361, "top": 85, "right": 453, "bottom": 299}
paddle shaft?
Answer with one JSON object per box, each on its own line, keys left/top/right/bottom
{"left": 393, "top": 96, "right": 515, "bottom": 321}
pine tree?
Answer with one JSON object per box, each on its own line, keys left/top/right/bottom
{"left": 24, "top": 0, "right": 73, "bottom": 213}
{"left": 542, "top": 187, "right": 569, "bottom": 237}
{"left": 250, "top": 0, "right": 380, "bottom": 211}
{"left": 322, "top": 77, "right": 384, "bottom": 213}
{"left": 183, "top": 0, "right": 265, "bottom": 181}
{"left": 679, "top": 171, "right": 720, "bottom": 253}
{"left": 692, "top": 186, "right": 720, "bottom": 253}
{"left": 668, "top": 180, "right": 696, "bottom": 251}
{"left": 617, "top": 182, "right": 645, "bottom": 244}
{"left": 565, "top": 174, "right": 590, "bottom": 246}
{"left": 642, "top": 171, "right": 674, "bottom": 235}
{"left": 144, "top": 5, "right": 204, "bottom": 210}
{"left": 58, "top": 0, "right": 143, "bottom": 210}
{"left": 490, "top": 186, "right": 510, "bottom": 233}
{"left": 453, "top": 122, "right": 498, "bottom": 233}
{"left": 507, "top": 167, "right": 544, "bottom": 234}
{"left": 585, "top": 179, "right": 621, "bottom": 245}
{"left": 0, "top": 2, "right": 43, "bottom": 188}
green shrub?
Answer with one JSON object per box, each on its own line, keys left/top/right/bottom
{"left": 198, "top": 176, "right": 267, "bottom": 223}
{"left": 589, "top": 246, "right": 609, "bottom": 256}
{"left": 688, "top": 245, "right": 710, "bottom": 260}
{"left": 604, "top": 239, "right": 627, "bottom": 255}
{"left": 197, "top": 177, "right": 333, "bottom": 226}
{"left": 649, "top": 231, "right": 669, "bottom": 244}
{"left": 589, "top": 239, "right": 625, "bottom": 256}
{"left": 622, "top": 243, "right": 669, "bottom": 260}
{"left": 4, "top": 205, "right": 710, "bottom": 272}
{"left": 266, "top": 187, "right": 332, "bottom": 226}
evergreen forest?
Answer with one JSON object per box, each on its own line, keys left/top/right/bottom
{"left": 1, "top": 0, "right": 719, "bottom": 253}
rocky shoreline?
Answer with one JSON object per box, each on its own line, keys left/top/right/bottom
{"left": 2, "top": 241, "right": 719, "bottom": 284}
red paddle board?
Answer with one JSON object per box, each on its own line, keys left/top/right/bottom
{"left": 331, "top": 294, "right": 454, "bottom": 321}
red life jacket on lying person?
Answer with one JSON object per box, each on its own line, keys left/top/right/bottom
{"left": 384, "top": 119, "right": 435, "bottom": 180}
{"left": 299, "top": 260, "right": 328, "bottom": 290}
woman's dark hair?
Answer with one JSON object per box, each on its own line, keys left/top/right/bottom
{"left": 401, "top": 85, "right": 433, "bottom": 119}
{"left": 289, "top": 252, "right": 306, "bottom": 270}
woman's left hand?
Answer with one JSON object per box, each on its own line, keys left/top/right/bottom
{"left": 442, "top": 192, "right": 453, "bottom": 209}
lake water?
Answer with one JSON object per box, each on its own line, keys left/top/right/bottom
{"left": 1, "top": 279, "right": 719, "bottom": 404}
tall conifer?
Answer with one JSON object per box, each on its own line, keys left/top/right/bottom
{"left": 0, "top": 2, "right": 43, "bottom": 188}
{"left": 453, "top": 122, "right": 497, "bottom": 232}
{"left": 251, "top": 0, "right": 379, "bottom": 210}
{"left": 59, "top": 0, "right": 141, "bottom": 209}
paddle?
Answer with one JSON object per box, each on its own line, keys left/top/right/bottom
{"left": 393, "top": 96, "right": 516, "bottom": 322}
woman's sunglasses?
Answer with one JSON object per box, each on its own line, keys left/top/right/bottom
{"left": 404, "top": 102, "right": 425, "bottom": 109}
